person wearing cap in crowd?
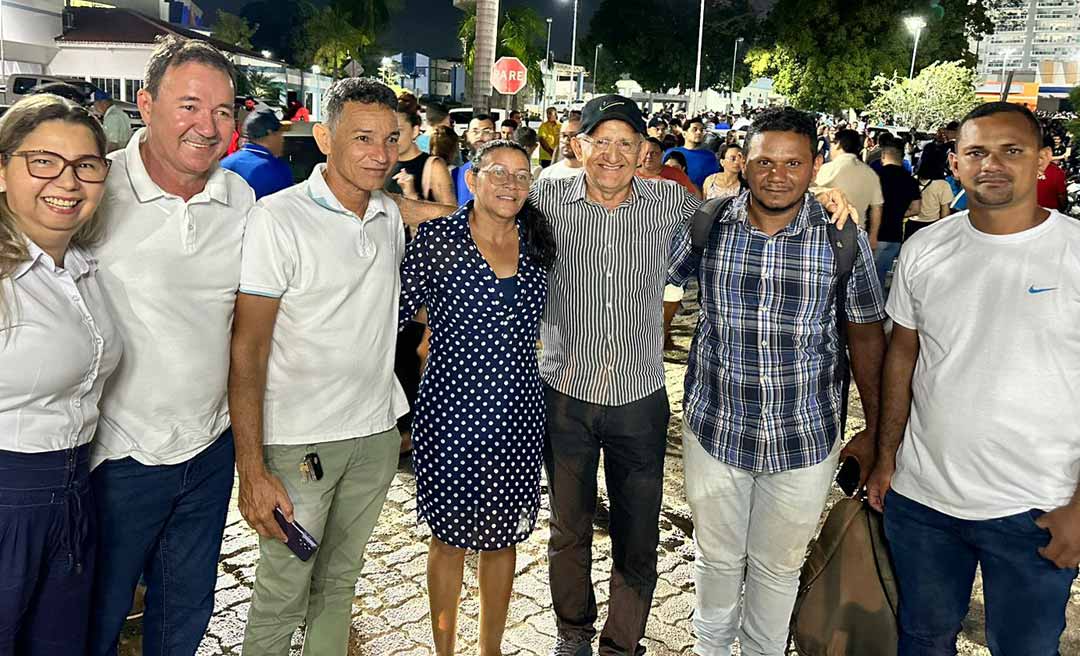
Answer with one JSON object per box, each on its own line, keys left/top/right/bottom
{"left": 388, "top": 95, "right": 860, "bottom": 656}
{"left": 220, "top": 108, "right": 295, "bottom": 199}
{"left": 92, "top": 91, "right": 132, "bottom": 153}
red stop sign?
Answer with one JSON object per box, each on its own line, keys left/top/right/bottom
{"left": 491, "top": 57, "right": 528, "bottom": 95}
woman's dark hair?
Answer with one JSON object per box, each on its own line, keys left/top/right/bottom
{"left": 429, "top": 125, "right": 460, "bottom": 164}
{"left": 916, "top": 146, "right": 950, "bottom": 181}
{"left": 663, "top": 150, "right": 688, "bottom": 170}
{"left": 470, "top": 140, "right": 556, "bottom": 270}
{"left": 661, "top": 133, "right": 679, "bottom": 151}
{"left": 717, "top": 143, "right": 742, "bottom": 170}
{"left": 397, "top": 103, "right": 421, "bottom": 127}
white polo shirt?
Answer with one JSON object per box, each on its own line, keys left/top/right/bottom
{"left": 0, "top": 242, "right": 122, "bottom": 453}
{"left": 888, "top": 211, "right": 1080, "bottom": 520}
{"left": 91, "top": 130, "right": 255, "bottom": 468}
{"left": 239, "top": 164, "right": 408, "bottom": 445}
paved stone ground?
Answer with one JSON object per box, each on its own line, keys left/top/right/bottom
{"left": 118, "top": 294, "right": 1080, "bottom": 655}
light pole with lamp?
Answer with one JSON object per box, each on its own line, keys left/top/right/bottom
{"left": 311, "top": 64, "right": 321, "bottom": 121}
{"left": 592, "top": 43, "right": 602, "bottom": 95}
{"left": 904, "top": 16, "right": 926, "bottom": 78}
{"left": 545, "top": 17, "right": 553, "bottom": 107}
{"left": 1000, "top": 48, "right": 1018, "bottom": 98}
{"left": 561, "top": 0, "right": 581, "bottom": 99}
{"left": 729, "top": 37, "right": 744, "bottom": 113}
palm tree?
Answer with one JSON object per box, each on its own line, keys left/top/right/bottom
{"left": 301, "top": 6, "right": 371, "bottom": 78}
{"left": 472, "top": 0, "right": 499, "bottom": 113}
{"left": 331, "top": 0, "right": 398, "bottom": 61}
{"left": 459, "top": 3, "right": 547, "bottom": 109}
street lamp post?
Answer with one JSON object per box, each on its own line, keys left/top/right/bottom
{"left": 1000, "top": 48, "right": 1018, "bottom": 97}
{"left": 311, "top": 64, "right": 321, "bottom": 121}
{"left": 545, "top": 17, "right": 553, "bottom": 107}
{"left": 905, "top": 16, "right": 926, "bottom": 78}
{"left": 729, "top": 37, "right": 744, "bottom": 113}
{"left": 561, "top": 0, "right": 581, "bottom": 99}
{"left": 592, "top": 43, "right": 602, "bottom": 95}
{"left": 694, "top": 0, "right": 705, "bottom": 94}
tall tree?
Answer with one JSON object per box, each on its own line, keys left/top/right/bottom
{"left": 864, "top": 61, "right": 980, "bottom": 130}
{"left": 212, "top": 10, "right": 257, "bottom": 50}
{"left": 582, "top": 0, "right": 758, "bottom": 93}
{"left": 746, "top": 0, "right": 1006, "bottom": 112}
{"left": 459, "top": 4, "right": 547, "bottom": 102}
{"left": 299, "top": 7, "right": 371, "bottom": 78}
{"left": 241, "top": 0, "right": 318, "bottom": 66}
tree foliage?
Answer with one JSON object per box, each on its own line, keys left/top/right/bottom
{"left": 458, "top": 5, "right": 548, "bottom": 98}
{"left": 747, "top": 0, "right": 1005, "bottom": 111}
{"left": 212, "top": 10, "right": 257, "bottom": 50}
{"left": 864, "top": 61, "right": 980, "bottom": 130}
{"left": 583, "top": 0, "right": 757, "bottom": 93}
{"left": 236, "top": 71, "right": 285, "bottom": 101}
{"left": 298, "top": 6, "right": 373, "bottom": 78}
{"left": 241, "top": 0, "right": 317, "bottom": 66}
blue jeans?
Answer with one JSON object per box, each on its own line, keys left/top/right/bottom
{"left": 873, "top": 241, "right": 901, "bottom": 294}
{"left": 89, "top": 431, "right": 234, "bottom": 656}
{"left": 884, "top": 490, "right": 1075, "bottom": 656}
{"left": 0, "top": 445, "right": 94, "bottom": 656}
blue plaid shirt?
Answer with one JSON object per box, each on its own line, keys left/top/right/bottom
{"left": 668, "top": 191, "right": 886, "bottom": 473}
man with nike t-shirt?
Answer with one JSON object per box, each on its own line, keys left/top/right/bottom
{"left": 867, "top": 101, "right": 1080, "bottom": 656}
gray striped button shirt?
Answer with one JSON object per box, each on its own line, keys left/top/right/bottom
{"left": 529, "top": 172, "right": 700, "bottom": 406}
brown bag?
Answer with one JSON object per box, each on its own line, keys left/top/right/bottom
{"left": 789, "top": 497, "right": 900, "bottom": 656}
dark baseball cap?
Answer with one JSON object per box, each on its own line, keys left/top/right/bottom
{"left": 244, "top": 108, "right": 291, "bottom": 140}
{"left": 579, "top": 95, "right": 646, "bottom": 136}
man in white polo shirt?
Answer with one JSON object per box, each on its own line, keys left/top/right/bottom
{"left": 230, "top": 77, "right": 407, "bottom": 656}
{"left": 88, "top": 36, "right": 255, "bottom": 656}
{"left": 867, "top": 102, "right": 1080, "bottom": 656}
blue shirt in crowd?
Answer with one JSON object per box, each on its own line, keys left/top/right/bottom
{"left": 668, "top": 191, "right": 886, "bottom": 474}
{"left": 220, "top": 143, "right": 294, "bottom": 200}
{"left": 663, "top": 147, "right": 719, "bottom": 189}
{"left": 452, "top": 162, "right": 474, "bottom": 205}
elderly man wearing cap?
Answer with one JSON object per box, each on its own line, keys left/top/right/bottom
{"left": 221, "top": 108, "right": 294, "bottom": 199}
{"left": 93, "top": 91, "right": 132, "bottom": 152}
{"left": 390, "top": 94, "right": 858, "bottom": 656}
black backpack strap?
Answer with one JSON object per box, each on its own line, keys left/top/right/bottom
{"left": 691, "top": 196, "right": 737, "bottom": 250}
{"left": 826, "top": 218, "right": 860, "bottom": 432}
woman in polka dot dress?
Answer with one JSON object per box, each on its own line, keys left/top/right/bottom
{"left": 399, "top": 140, "right": 557, "bottom": 656}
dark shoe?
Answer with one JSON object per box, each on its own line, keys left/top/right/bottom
{"left": 550, "top": 636, "right": 593, "bottom": 656}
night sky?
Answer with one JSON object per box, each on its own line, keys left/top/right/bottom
{"left": 198, "top": 0, "right": 601, "bottom": 60}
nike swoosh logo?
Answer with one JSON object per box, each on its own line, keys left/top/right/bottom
{"left": 600, "top": 102, "right": 624, "bottom": 112}
{"left": 1028, "top": 286, "right": 1058, "bottom": 294}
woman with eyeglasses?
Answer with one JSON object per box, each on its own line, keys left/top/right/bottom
{"left": 399, "top": 140, "right": 556, "bottom": 656}
{"left": 0, "top": 94, "right": 121, "bottom": 653}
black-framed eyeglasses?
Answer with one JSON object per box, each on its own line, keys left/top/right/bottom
{"left": 4, "top": 149, "right": 111, "bottom": 183}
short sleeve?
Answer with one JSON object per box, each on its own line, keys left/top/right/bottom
{"left": 666, "top": 187, "right": 703, "bottom": 286}
{"left": 844, "top": 229, "right": 887, "bottom": 324}
{"left": 932, "top": 180, "right": 953, "bottom": 207}
{"left": 885, "top": 242, "right": 918, "bottom": 329}
{"left": 399, "top": 221, "right": 432, "bottom": 330}
{"left": 239, "top": 205, "right": 297, "bottom": 298}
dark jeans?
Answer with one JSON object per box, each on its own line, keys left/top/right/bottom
{"left": 884, "top": 490, "right": 1075, "bottom": 656}
{"left": 543, "top": 385, "right": 669, "bottom": 656}
{"left": 89, "top": 430, "right": 235, "bottom": 656}
{"left": 0, "top": 444, "right": 94, "bottom": 656}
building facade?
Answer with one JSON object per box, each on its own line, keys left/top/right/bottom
{"left": 976, "top": 0, "right": 1080, "bottom": 87}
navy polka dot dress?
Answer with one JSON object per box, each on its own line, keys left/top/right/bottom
{"left": 399, "top": 202, "right": 547, "bottom": 551}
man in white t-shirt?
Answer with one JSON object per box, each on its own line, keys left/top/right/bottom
{"left": 537, "top": 116, "right": 583, "bottom": 180}
{"left": 230, "top": 77, "right": 408, "bottom": 656}
{"left": 867, "top": 102, "right": 1080, "bottom": 656}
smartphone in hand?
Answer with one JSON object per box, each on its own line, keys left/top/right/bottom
{"left": 836, "top": 457, "right": 862, "bottom": 498}
{"left": 273, "top": 507, "right": 319, "bottom": 561}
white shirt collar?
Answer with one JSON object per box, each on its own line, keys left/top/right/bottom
{"left": 304, "top": 163, "right": 389, "bottom": 222}
{"left": 121, "top": 128, "right": 230, "bottom": 206}
{"left": 13, "top": 238, "right": 94, "bottom": 281}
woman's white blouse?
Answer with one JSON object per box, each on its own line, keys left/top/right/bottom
{"left": 0, "top": 241, "right": 122, "bottom": 453}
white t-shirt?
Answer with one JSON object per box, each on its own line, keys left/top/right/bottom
{"left": 887, "top": 210, "right": 1080, "bottom": 520}
{"left": 0, "top": 242, "right": 122, "bottom": 452}
{"left": 537, "top": 159, "right": 583, "bottom": 181}
{"left": 92, "top": 130, "right": 255, "bottom": 469}
{"left": 239, "top": 164, "right": 409, "bottom": 445}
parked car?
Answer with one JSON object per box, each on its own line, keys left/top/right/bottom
{"left": 3, "top": 74, "right": 144, "bottom": 127}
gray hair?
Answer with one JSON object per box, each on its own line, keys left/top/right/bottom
{"left": 322, "top": 77, "right": 397, "bottom": 130}
{"left": 144, "top": 35, "right": 236, "bottom": 98}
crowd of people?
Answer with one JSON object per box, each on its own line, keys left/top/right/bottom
{"left": 1, "top": 32, "right": 1078, "bottom": 656}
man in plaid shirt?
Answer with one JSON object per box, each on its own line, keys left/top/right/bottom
{"left": 668, "top": 107, "right": 887, "bottom": 655}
